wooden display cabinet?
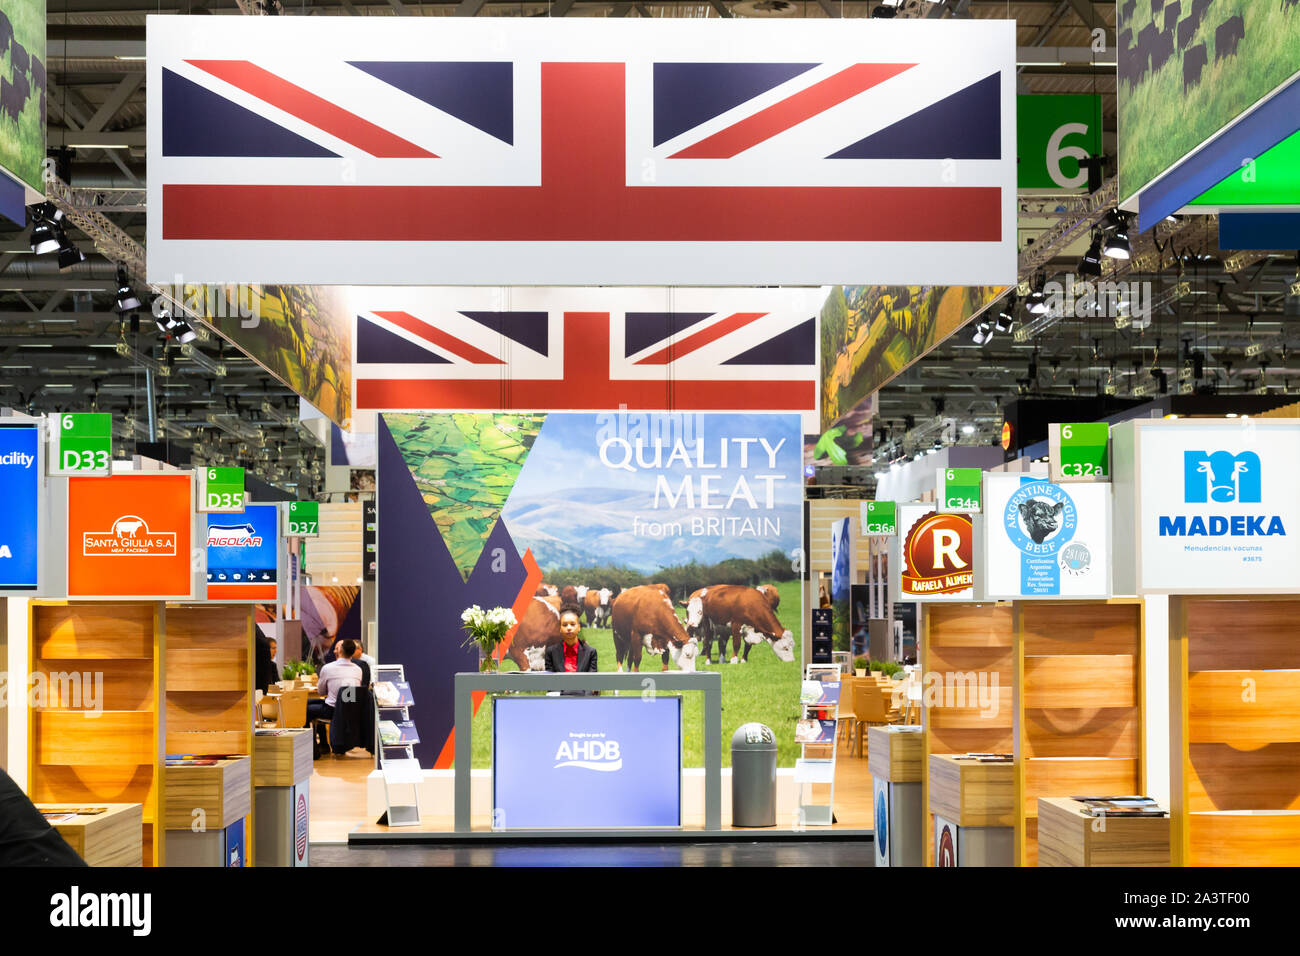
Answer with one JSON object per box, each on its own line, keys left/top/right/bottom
{"left": 28, "top": 602, "right": 166, "bottom": 867}
{"left": 36, "top": 803, "right": 145, "bottom": 867}
{"left": 1037, "top": 797, "right": 1169, "bottom": 867}
{"left": 1014, "top": 599, "right": 1145, "bottom": 866}
{"left": 1170, "top": 596, "right": 1300, "bottom": 866}
{"left": 919, "top": 603, "right": 1015, "bottom": 865}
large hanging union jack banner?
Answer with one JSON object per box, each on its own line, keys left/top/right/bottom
{"left": 147, "top": 18, "right": 1016, "bottom": 286}
{"left": 351, "top": 287, "right": 825, "bottom": 430}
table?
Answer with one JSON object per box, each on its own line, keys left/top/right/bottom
{"left": 1037, "top": 797, "right": 1171, "bottom": 867}
{"left": 453, "top": 671, "right": 722, "bottom": 833}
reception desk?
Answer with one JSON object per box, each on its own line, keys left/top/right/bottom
{"left": 453, "top": 671, "right": 722, "bottom": 833}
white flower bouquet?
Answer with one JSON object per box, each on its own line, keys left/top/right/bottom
{"left": 461, "top": 604, "right": 517, "bottom": 671}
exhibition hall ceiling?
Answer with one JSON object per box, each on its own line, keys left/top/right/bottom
{"left": 0, "top": 0, "right": 1295, "bottom": 484}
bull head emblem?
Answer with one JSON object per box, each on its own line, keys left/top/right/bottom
{"left": 1184, "top": 450, "right": 1262, "bottom": 504}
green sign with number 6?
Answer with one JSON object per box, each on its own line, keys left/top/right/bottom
{"left": 47, "top": 413, "right": 112, "bottom": 477}
{"left": 1018, "top": 95, "right": 1102, "bottom": 191}
{"left": 1050, "top": 422, "right": 1110, "bottom": 482}
{"left": 288, "top": 501, "right": 319, "bottom": 537}
{"left": 199, "top": 466, "right": 246, "bottom": 512}
{"left": 937, "top": 467, "right": 982, "bottom": 514}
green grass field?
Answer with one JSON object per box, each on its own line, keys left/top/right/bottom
{"left": 1119, "top": 0, "right": 1300, "bottom": 200}
{"left": 466, "top": 578, "right": 803, "bottom": 769}
{"left": 0, "top": 0, "right": 45, "bottom": 190}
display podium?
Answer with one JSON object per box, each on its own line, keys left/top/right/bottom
{"left": 928, "top": 754, "right": 1015, "bottom": 866}
{"left": 36, "top": 803, "right": 144, "bottom": 867}
{"left": 868, "top": 725, "right": 923, "bottom": 867}
{"left": 253, "top": 729, "right": 312, "bottom": 867}
{"left": 164, "top": 757, "right": 252, "bottom": 867}
{"left": 1036, "top": 797, "right": 1170, "bottom": 867}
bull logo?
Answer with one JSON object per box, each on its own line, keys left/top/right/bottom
{"left": 206, "top": 523, "right": 259, "bottom": 547}
{"left": 1184, "top": 451, "right": 1262, "bottom": 504}
{"left": 112, "top": 515, "right": 148, "bottom": 539}
{"left": 84, "top": 515, "right": 177, "bottom": 557}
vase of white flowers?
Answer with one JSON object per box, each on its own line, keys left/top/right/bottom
{"left": 461, "top": 604, "right": 517, "bottom": 673}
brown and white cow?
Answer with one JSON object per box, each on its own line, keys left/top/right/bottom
{"left": 560, "top": 584, "right": 579, "bottom": 606}
{"left": 502, "top": 597, "right": 562, "bottom": 672}
{"left": 698, "top": 584, "right": 795, "bottom": 664}
{"left": 756, "top": 585, "right": 780, "bottom": 611}
{"left": 611, "top": 585, "right": 697, "bottom": 672}
{"left": 536, "top": 583, "right": 558, "bottom": 597}
{"left": 584, "top": 587, "right": 612, "bottom": 628}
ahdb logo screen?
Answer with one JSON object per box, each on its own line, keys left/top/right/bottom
{"left": 492, "top": 696, "right": 681, "bottom": 829}
{"left": 0, "top": 424, "right": 40, "bottom": 590}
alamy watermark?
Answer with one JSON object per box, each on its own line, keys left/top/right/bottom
{"left": 155, "top": 276, "right": 263, "bottom": 329}
{"left": 1039, "top": 275, "right": 1153, "bottom": 330}
{"left": 0, "top": 670, "right": 104, "bottom": 715}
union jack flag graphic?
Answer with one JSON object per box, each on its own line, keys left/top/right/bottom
{"left": 352, "top": 289, "right": 825, "bottom": 424}
{"left": 147, "top": 18, "right": 1016, "bottom": 286}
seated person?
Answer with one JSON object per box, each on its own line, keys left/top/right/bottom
{"left": 254, "top": 634, "right": 277, "bottom": 695}
{"left": 349, "top": 640, "right": 371, "bottom": 689}
{"left": 545, "top": 604, "right": 597, "bottom": 681}
{"left": 355, "top": 639, "right": 377, "bottom": 672}
{"left": 267, "top": 638, "right": 281, "bottom": 684}
{"left": 306, "top": 639, "right": 363, "bottom": 753}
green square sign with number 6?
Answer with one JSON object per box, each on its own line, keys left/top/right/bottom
{"left": 199, "top": 467, "right": 246, "bottom": 513}
{"left": 937, "top": 468, "right": 982, "bottom": 513}
{"left": 47, "top": 413, "right": 112, "bottom": 477}
{"left": 1017, "top": 95, "right": 1102, "bottom": 191}
{"left": 288, "top": 501, "right": 319, "bottom": 537}
{"left": 1049, "top": 422, "right": 1110, "bottom": 483}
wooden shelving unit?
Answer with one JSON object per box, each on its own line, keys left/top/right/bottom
{"left": 920, "top": 602, "right": 1015, "bottom": 865}
{"left": 1014, "top": 599, "right": 1144, "bottom": 866}
{"left": 28, "top": 602, "right": 166, "bottom": 867}
{"left": 164, "top": 604, "right": 256, "bottom": 866}
{"left": 1170, "top": 596, "right": 1300, "bottom": 866}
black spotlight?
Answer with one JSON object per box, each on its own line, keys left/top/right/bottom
{"left": 994, "top": 295, "right": 1017, "bottom": 333}
{"left": 1103, "top": 210, "right": 1131, "bottom": 260}
{"left": 29, "top": 203, "right": 62, "bottom": 255}
{"left": 1079, "top": 234, "right": 1104, "bottom": 277}
{"left": 152, "top": 297, "right": 198, "bottom": 344}
{"left": 971, "top": 319, "right": 994, "bottom": 345}
{"left": 115, "top": 267, "right": 142, "bottom": 313}
{"left": 1025, "top": 278, "right": 1049, "bottom": 314}
{"left": 56, "top": 229, "right": 86, "bottom": 271}
{"left": 870, "top": 3, "right": 897, "bottom": 15}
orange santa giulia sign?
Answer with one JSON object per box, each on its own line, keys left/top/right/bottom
{"left": 67, "top": 474, "right": 193, "bottom": 597}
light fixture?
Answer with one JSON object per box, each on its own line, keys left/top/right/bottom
{"left": 1079, "top": 234, "right": 1103, "bottom": 277}
{"left": 994, "top": 295, "right": 1017, "bottom": 333}
{"left": 57, "top": 230, "right": 86, "bottom": 270}
{"left": 1103, "top": 210, "right": 1131, "bottom": 259}
{"left": 961, "top": 424, "right": 976, "bottom": 435}
{"left": 1025, "top": 278, "right": 1049, "bottom": 314}
{"left": 115, "top": 267, "right": 142, "bottom": 312}
{"left": 971, "top": 320, "right": 994, "bottom": 345}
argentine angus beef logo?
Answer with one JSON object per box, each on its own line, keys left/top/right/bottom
{"left": 902, "top": 511, "right": 973, "bottom": 595}
{"left": 83, "top": 515, "right": 178, "bottom": 557}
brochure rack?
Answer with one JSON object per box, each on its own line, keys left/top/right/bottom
{"left": 794, "top": 664, "right": 841, "bottom": 826}
{"left": 373, "top": 664, "right": 421, "bottom": 827}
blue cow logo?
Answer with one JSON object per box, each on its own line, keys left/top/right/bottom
{"left": 1183, "top": 451, "right": 1262, "bottom": 504}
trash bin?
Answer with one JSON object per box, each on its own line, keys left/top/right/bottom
{"left": 731, "top": 722, "right": 777, "bottom": 827}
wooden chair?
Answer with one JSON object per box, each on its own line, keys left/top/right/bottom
{"left": 277, "top": 689, "right": 307, "bottom": 729}
{"left": 853, "top": 680, "right": 891, "bottom": 756}
{"left": 836, "top": 676, "right": 859, "bottom": 756}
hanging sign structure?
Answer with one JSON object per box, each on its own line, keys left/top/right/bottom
{"left": 287, "top": 501, "right": 319, "bottom": 537}
{"left": 1049, "top": 422, "right": 1110, "bottom": 483}
{"left": 1113, "top": 419, "right": 1300, "bottom": 594}
{"left": 0, "top": 423, "right": 42, "bottom": 592}
{"left": 860, "top": 500, "right": 897, "bottom": 536}
{"left": 47, "top": 413, "right": 112, "bottom": 477}
{"left": 146, "top": 17, "right": 1017, "bottom": 287}
{"left": 198, "top": 467, "right": 246, "bottom": 513}
{"left": 892, "top": 504, "right": 975, "bottom": 602}
{"left": 983, "top": 474, "right": 1111, "bottom": 600}
{"left": 936, "top": 467, "right": 982, "bottom": 514}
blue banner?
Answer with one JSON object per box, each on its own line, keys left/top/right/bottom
{"left": 0, "top": 425, "right": 40, "bottom": 590}
{"left": 206, "top": 504, "right": 278, "bottom": 599}
{"left": 493, "top": 696, "right": 681, "bottom": 829}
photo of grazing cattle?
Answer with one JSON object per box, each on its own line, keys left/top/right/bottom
{"left": 1119, "top": 0, "right": 1298, "bottom": 202}
{"left": 611, "top": 585, "right": 698, "bottom": 673}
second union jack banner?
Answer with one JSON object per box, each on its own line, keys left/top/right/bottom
{"left": 352, "top": 288, "right": 825, "bottom": 431}
{"left": 147, "top": 18, "right": 1016, "bottom": 286}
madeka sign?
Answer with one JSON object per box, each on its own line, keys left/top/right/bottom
{"left": 894, "top": 505, "right": 975, "bottom": 601}
{"left": 67, "top": 474, "right": 194, "bottom": 598}
{"left": 1115, "top": 420, "right": 1300, "bottom": 594}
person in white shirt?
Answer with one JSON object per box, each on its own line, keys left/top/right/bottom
{"left": 306, "top": 639, "right": 363, "bottom": 755}
{"left": 354, "top": 640, "right": 377, "bottom": 673}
